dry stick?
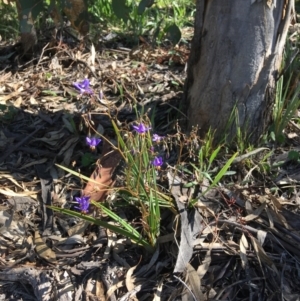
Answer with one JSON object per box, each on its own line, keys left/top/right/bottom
{"left": 276, "top": 224, "right": 300, "bottom": 243}
{"left": 0, "top": 126, "right": 43, "bottom": 163}
{"left": 209, "top": 219, "right": 300, "bottom": 263}
{"left": 173, "top": 274, "right": 198, "bottom": 301}
{"left": 222, "top": 189, "right": 300, "bottom": 257}
{"left": 36, "top": 42, "right": 50, "bottom": 67}
{"left": 214, "top": 277, "right": 264, "bottom": 300}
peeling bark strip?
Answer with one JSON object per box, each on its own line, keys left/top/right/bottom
{"left": 167, "top": 172, "right": 203, "bottom": 273}
{"left": 83, "top": 140, "right": 122, "bottom": 202}
{"left": 185, "top": 0, "right": 293, "bottom": 143}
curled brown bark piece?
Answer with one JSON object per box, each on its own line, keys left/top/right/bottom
{"left": 82, "top": 140, "right": 122, "bottom": 202}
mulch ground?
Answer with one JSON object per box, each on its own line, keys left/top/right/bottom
{"left": 0, "top": 26, "right": 300, "bottom": 301}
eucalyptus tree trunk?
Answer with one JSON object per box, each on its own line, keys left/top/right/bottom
{"left": 185, "top": 0, "right": 295, "bottom": 143}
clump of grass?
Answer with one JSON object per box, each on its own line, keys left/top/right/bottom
{"left": 176, "top": 127, "right": 238, "bottom": 199}
{"left": 270, "top": 36, "right": 300, "bottom": 143}
{"left": 89, "top": 0, "right": 195, "bottom": 44}
{"left": 111, "top": 117, "right": 174, "bottom": 246}
{"left": 0, "top": 2, "right": 19, "bottom": 41}
{"left": 271, "top": 72, "right": 300, "bottom": 143}
{"left": 0, "top": 0, "right": 195, "bottom": 46}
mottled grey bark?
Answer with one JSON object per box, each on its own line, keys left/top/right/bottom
{"left": 185, "top": 0, "right": 294, "bottom": 143}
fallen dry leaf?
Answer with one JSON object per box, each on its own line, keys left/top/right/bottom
{"left": 239, "top": 233, "right": 248, "bottom": 269}
{"left": 187, "top": 263, "right": 206, "bottom": 301}
{"left": 125, "top": 263, "right": 138, "bottom": 292}
{"left": 82, "top": 140, "right": 122, "bottom": 202}
{"left": 34, "top": 231, "right": 56, "bottom": 263}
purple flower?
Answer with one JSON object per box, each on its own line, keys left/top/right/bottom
{"left": 74, "top": 196, "right": 90, "bottom": 213}
{"left": 152, "top": 134, "right": 164, "bottom": 142}
{"left": 73, "top": 79, "right": 93, "bottom": 94}
{"left": 86, "top": 137, "right": 101, "bottom": 150}
{"left": 152, "top": 156, "right": 163, "bottom": 168}
{"left": 133, "top": 123, "right": 151, "bottom": 134}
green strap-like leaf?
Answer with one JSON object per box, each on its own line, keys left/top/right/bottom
{"left": 112, "top": 0, "right": 131, "bottom": 22}
{"left": 138, "top": 0, "right": 155, "bottom": 15}
{"left": 165, "top": 23, "right": 181, "bottom": 45}
{"left": 49, "top": 205, "right": 153, "bottom": 251}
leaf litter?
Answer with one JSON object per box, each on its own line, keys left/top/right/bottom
{"left": 0, "top": 25, "right": 300, "bottom": 301}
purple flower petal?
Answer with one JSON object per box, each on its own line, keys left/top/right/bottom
{"left": 74, "top": 196, "right": 90, "bottom": 212}
{"left": 73, "top": 79, "right": 93, "bottom": 94}
{"left": 133, "top": 123, "right": 151, "bottom": 134}
{"left": 86, "top": 137, "right": 101, "bottom": 148}
{"left": 152, "top": 134, "right": 164, "bottom": 142}
{"left": 152, "top": 156, "right": 163, "bottom": 167}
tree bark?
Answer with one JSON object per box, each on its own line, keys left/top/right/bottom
{"left": 185, "top": 0, "right": 294, "bottom": 144}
